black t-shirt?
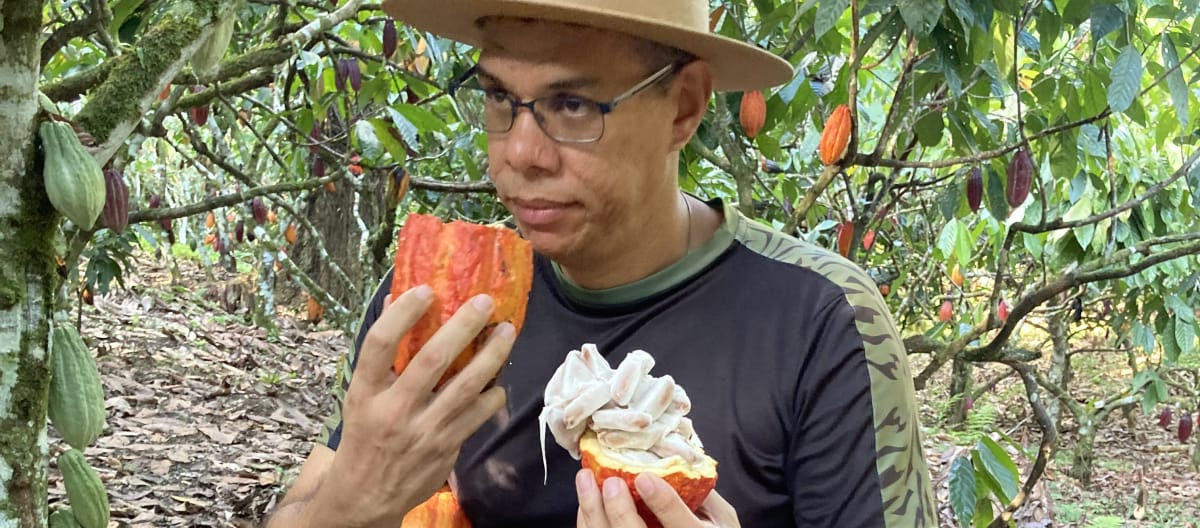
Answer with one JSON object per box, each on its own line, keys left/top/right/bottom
{"left": 319, "top": 199, "right": 937, "bottom": 527}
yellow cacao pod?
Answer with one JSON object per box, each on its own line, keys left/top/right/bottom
{"left": 40, "top": 120, "right": 105, "bottom": 230}
{"left": 818, "top": 104, "right": 853, "bottom": 166}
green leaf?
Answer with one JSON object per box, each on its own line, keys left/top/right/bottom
{"left": 1177, "top": 320, "right": 1196, "bottom": 356}
{"left": 1163, "top": 318, "right": 1181, "bottom": 363}
{"left": 915, "top": 110, "right": 945, "bottom": 147}
{"left": 386, "top": 107, "right": 421, "bottom": 152}
{"left": 1162, "top": 34, "right": 1191, "bottom": 129}
{"left": 1169, "top": 295, "right": 1195, "bottom": 324}
{"left": 985, "top": 166, "right": 1009, "bottom": 220}
{"left": 1108, "top": 45, "right": 1143, "bottom": 113}
{"left": 955, "top": 219, "right": 974, "bottom": 268}
{"left": 369, "top": 118, "right": 409, "bottom": 165}
{"left": 976, "top": 436, "right": 1020, "bottom": 503}
{"left": 393, "top": 103, "right": 450, "bottom": 135}
{"left": 815, "top": 0, "right": 849, "bottom": 40}
{"left": 351, "top": 120, "right": 384, "bottom": 163}
{"left": 899, "top": 0, "right": 944, "bottom": 36}
{"left": 938, "top": 220, "right": 960, "bottom": 260}
{"left": 939, "top": 181, "right": 962, "bottom": 220}
{"left": 949, "top": 456, "right": 977, "bottom": 527}
{"left": 1090, "top": 4, "right": 1126, "bottom": 46}
{"left": 1189, "top": 161, "right": 1200, "bottom": 211}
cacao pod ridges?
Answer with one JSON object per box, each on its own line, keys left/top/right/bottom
{"left": 1159, "top": 407, "right": 1174, "bottom": 430}
{"left": 818, "top": 105, "right": 853, "bottom": 166}
{"left": 1006, "top": 147, "right": 1034, "bottom": 209}
{"left": 40, "top": 120, "right": 106, "bottom": 230}
{"left": 739, "top": 90, "right": 766, "bottom": 140}
{"left": 1180, "top": 412, "right": 1193, "bottom": 444}
{"left": 100, "top": 168, "right": 130, "bottom": 234}
{"left": 966, "top": 167, "right": 983, "bottom": 213}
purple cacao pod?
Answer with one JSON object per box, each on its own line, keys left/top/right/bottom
{"left": 966, "top": 167, "right": 983, "bottom": 213}
{"left": 251, "top": 197, "right": 267, "bottom": 224}
{"left": 1160, "top": 407, "right": 1174, "bottom": 429}
{"left": 1006, "top": 148, "right": 1033, "bottom": 208}
{"left": 383, "top": 19, "right": 397, "bottom": 60}
{"left": 101, "top": 168, "right": 130, "bottom": 233}
{"left": 235, "top": 220, "right": 245, "bottom": 243}
{"left": 1180, "top": 412, "right": 1193, "bottom": 444}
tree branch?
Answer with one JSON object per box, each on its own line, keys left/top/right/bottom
{"left": 40, "top": 0, "right": 113, "bottom": 67}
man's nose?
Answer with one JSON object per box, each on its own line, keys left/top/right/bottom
{"left": 501, "top": 107, "right": 558, "bottom": 176}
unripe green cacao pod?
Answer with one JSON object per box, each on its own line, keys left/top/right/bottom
{"left": 49, "top": 509, "right": 83, "bottom": 528}
{"left": 48, "top": 324, "right": 106, "bottom": 450}
{"left": 58, "top": 449, "right": 110, "bottom": 528}
{"left": 191, "top": 14, "right": 236, "bottom": 78}
{"left": 40, "top": 120, "right": 105, "bottom": 230}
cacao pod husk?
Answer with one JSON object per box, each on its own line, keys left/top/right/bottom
{"left": 383, "top": 19, "right": 398, "bottom": 59}
{"left": 861, "top": 229, "right": 875, "bottom": 251}
{"left": 818, "top": 104, "right": 852, "bottom": 166}
{"left": 251, "top": 198, "right": 267, "bottom": 224}
{"left": 306, "top": 295, "right": 324, "bottom": 324}
{"left": 48, "top": 324, "right": 107, "bottom": 451}
{"left": 191, "top": 13, "right": 236, "bottom": 78}
{"left": 100, "top": 168, "right": 129, "bottom": 234}
{"left": 58, "top": 449, "right": 110, "bottom": 528}
{"left": 39, "top": 120, "right": 106, "bottom": 230}
{"left": 401, "top": 487, "right": 472, "bottom": 528}
{"left": 1159, "top": 407, "right": 1174, "bottom": 429}
{"left": 1006, "top": 148, "right": 1033, "bottom": 208}
{"left": 390, "top": 213, "right": 533, "bottom": 389}
{"left": 1180, "top": 412, "right": 1193, "bottom": 443}
{"left": 739, "top": 90, "right": 765, "bottom": 139}
{"left": 966, "top": 167, "right": 983, "bottom": 213}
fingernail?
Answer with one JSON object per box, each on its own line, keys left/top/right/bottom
{"left": 577, "top": 470, "right": 595, "bottom": 497}
{"left": 493, "top": 322, "right": 514, "bottom": 340}
{"left": 472, "top": 294, "right": 494, "bottom": 312}
{"left": 412, "top": 284, "right": 433, "bottom": 302}
{"left": 603, "top": 477, "right": 621, "bottom": 499}
{"left": 634, "top": 473, "right": 659, "bottom": 498}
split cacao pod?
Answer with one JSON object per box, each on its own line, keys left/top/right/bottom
{"left": 1180, "top": 412, "right": 1193, "bottom": 443}
{"left": 390, "top": 213, "right": 534, "bottom": 389}
{"left": 58, "top": 449, "right": 110, "bottom": 528}
{"left": 40, "top": 120, "right": 106, "bottom": 230}
{"left": 100, "top": 168, "right": 129, "bottom": 234}
{"left": 1159, "top": 407, "right": 1173, "bottom": 429}
{"left": 383, "top": 19, "right": 398, "bottom": 60}
{"left": 1006, "top": 148, "right": 1033, "bottom": 208}
{"left": 191, "top": 13, "right": 236, "bottom": 78}
{"left": 401, "top": 486, "right": 472, "bottom": 527}
{"left": 966, "top": 167, "right": 983, "bottom": 213}
{"left": 818, "top": 104, "right": 852, "bottom": 166}
{"left": 48, "top": 323, "right": 106, "bottom": 450}
{"left": 739, "top": 90, "right": 766, "bottom": 139}
{"left": 48, "top": 509, "right": 83, "bottom": 528}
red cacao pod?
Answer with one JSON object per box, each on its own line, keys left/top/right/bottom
{"left": 308, "top": 125, "right": 322, "bottom": 154}
{"left": 963, "top": 397, "right": 973, "bottom": 414}
{"left": 966, "top": 167, "right": 983, "bottom": 213}
{"left": 390, "top": 213, "right": 534, "bottom": 389}
{"left": 939, "top": 300, "right": 953, "bottom": 322}
{"left": 149, "top": 193, "right": 161, "bottom": 209}
{"left": 998, "top": 300, "right": 1010, "bottom": 322}
{"left": 861, "top": 229, "right": 876, "bottom": 251}
{"left": 1006, "top": 148, "right": 1033, "bottom": 208}
{"left": 739, "top": 90, "right": 766, "bottom": 139}
{"left": 313, "top": 157, "right": 326, "bottom": 179}
{"left": 334, "top": 59, "right": 348, "bottom": 92}
{"left": 235, "top": 220, "right": 245, "bottom": 243}
{"left": 1159, "top": 407, "right": 1174, "bottom": 429}
{"left": 251, "top": 198, "right": 267, "bottom": 224}
{"left": 383, "top": 19, "right": 398, "bottom": 60}
{"left": 819, "top": 105, "right": 853, "bottom": 166}
{"left": 1180, "top": 412, "right": 1193, "bottom": 443}
{"left": 100, "top": 168, "right": 130, "bottom": 233}
{"left": 836, "top": 221, "right": 853, "bottom": 258}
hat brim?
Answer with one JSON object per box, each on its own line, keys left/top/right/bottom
{"left": 381, "top": 0, "right": 796, "bottom": 92}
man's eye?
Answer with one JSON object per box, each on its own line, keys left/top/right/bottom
{"left": 483, "top": 90, "right": 509, "bottom": 103}
{"left": 549, "top": 95, "right": 591, "bottom": 115}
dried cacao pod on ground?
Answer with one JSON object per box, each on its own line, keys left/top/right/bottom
{"left": 739, "top": 90, "right": 765, "bottom": 139}
{"left": 966, "top": 167, "right": 983, "bottom": 213}
{"left": 39, "top": 120, "right": 106, "bottom": 230}
{"left": 818, "top": 104, "right": 852, "bottom": 166}
{"left": 390, "top": 213, "right": 533, "bottom": 389}
{"left": 401, "top": 486, "right": 472, "bottom": 527}
{"left": 58, "top": 449, "right": 110, "bottom": 528}
{"left": 1006, "top": 148, "right": 1033, "bottom": 208}
{"left": 48, "top": 323, "right": 107, "bottom": 450}
{"left": 100, "top": 168, "right": 129, "bottom": 233}
{"left": 1180, "top": 412, "right": 1193, "bottom": 443}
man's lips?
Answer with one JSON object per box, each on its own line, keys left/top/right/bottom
{"left": 507, "top": 198, "right": 576, "bottom": 228}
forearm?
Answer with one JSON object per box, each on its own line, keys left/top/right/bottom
{"left": 263, "top": 477, "right": 348, "bottom": 528}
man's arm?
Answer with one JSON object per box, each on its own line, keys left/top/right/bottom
{"left": 262, "top": 444, "right": 336, "bottom": 527}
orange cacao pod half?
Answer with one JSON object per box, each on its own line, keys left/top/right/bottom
{"left": 739, "top": 90, "right": 766, "bottom": 139}
{"left": 389, "top": 213, "right": 534, "bottom": 389}
{"left": 401, "top": 487, "right": 472, "bottom": 528}
{"left": 818, "top": 104, "right": 852, "bottom": 166}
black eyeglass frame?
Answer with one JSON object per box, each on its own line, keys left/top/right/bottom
{"left": 446, "top": 61, "right": 687, "bottom": 144}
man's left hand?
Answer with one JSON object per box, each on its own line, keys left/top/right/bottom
{"left": 575, "top": 469, "right": 739, "bottom": 528}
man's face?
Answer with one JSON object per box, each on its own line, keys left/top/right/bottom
{"left": 476, "top": 19, "right": 685, "bottom": 265}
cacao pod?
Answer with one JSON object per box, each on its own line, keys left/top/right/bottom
{"left": 81, "top": 286, "right": 94, "bottom": 306}
{"left": 39, "top": 120, "right": 105, "bottom": 230}
{"left": 998, "top": 300, "right": 1010, "bottom": 322}
{"left": 49, "top": 509, "right": 83, "bottom": 528}
{"left": 950, "top": 264, "right": 964, "bottom": 287}
{"left": 48, "top": 324, "right": 106, "bottom": 450}
{"left": 738, "top": 90, "right": 766, "bottom": 139}
{"left": 963, "top": 397, "right": 974, "bottom": 414}
{"left": 58, "top": 449, "right": 110, "bottom": 528}
{"left": 401, "top": 487, "right": 472, "bottom": 528}
{"left": 149, "top": 194, "right": 161, "bottom": 209}
{"left": 284, "top": 223, "right": 298, "bottom": 244}
{"left": 247, "top": 225, "right": 257, "bottom": 242}
{"left": 1159, "top": 407, "right": 1173, "bottom": 429}
{"left": 939, "top": 300, "right": 953, "bottom": 322}
{"left": 879, "top": 284, "right": 890, "bottom": 296}
{"left": 387, "top": 167, "right": 410, "bottom": 210}
{"left": 818, "top": 104, "right": 852, "bottom": 166}
{"left": 251, "top": 198, "right": 267, "bottom": 224}
{"left": 205, "top": 211, "right": 216, "bottom": 229}
{"left": 1180, "top": 412, "right": 1193, "bottom": 443}
{"left": 390, "top": 213, "right": 534, "bottom": 389}
{"left": 836, "top": 221, "right": 853, "bottom": 258}
{"left": 235, "top": 220, "right": 245, "bottom": 243}
{"left": 191, "top": 13, "right": 235, "bottom": 78}
{"left": 966, "top": 167, "right": 983, "bottom": 213}
{"left": 383, "top": 19, "right": 398, "bottom": 59}
{"left": 309, "top": 124, "right": 323, "bottom": 154}
{"left": 1006, "top": 147, "right": 1033, "bottom": 208}
{"left": 100, "top": 168, "right": 129, "bottom": 234}
{"left": 334, "top": 58, "right": 348, "bottom": 92}
{"left": 268, "top": 209, "right": 278, "bottom": 224}
{"left": 306, "top": 295, "right": 324, "bottom": 324}
{"left": 314, "top": 157, "right": 326, "bottom": 179}
{"left": 346, "top": 58, "right": 363, "bottom": 92}
{"left": 861, "top": 229, "right": 876, "bottom": 251}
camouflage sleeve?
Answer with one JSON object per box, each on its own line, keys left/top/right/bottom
{"left": 316, "top": 271, "right": 394, "bottom": 450}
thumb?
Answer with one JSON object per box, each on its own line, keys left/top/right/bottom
{"left": 353, "top": 284, "right": 434, "bottom": 393}
{"left": 633, "top": 473, "right": 701, "bottom": 527}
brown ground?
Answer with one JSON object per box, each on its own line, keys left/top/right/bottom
{"left": 49, "top": 253, "right": 1200, "bottom": 527}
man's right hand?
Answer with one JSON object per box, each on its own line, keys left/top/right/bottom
{"left": 309, "top": 284, "right": 515, "bottom": 527}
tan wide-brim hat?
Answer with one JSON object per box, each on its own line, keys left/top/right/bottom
{"left": 380, "top": 0, "right": 796, "bottom": 92}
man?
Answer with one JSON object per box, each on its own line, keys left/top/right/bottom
{"left": 266, "top": 1, "right": 937, "bottom": 526}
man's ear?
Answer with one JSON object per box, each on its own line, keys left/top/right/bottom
{"left": 668, "top": 60, "right": 714, "bottom": 151}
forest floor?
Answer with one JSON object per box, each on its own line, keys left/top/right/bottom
{"left": 50, "top": 252, "right": 1200, "bottom": 527}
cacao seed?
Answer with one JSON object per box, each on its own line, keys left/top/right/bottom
{"left": 100, "top": 168, "right": 129, "bottom": 233}
{"left": 966, "top": 167, "right": 983, "bottom": 213}
{"left": 383, "top": 19, "right": 398, "bottom": 59}
{"left": 1180, "top": 412, "right": 1193, "bottom": 443}
{"left": 1159, "top": 407, "right": 1173, "bottom": 429}
{"left": 1006, "top": 147, "right": 1033, "bottom": 208}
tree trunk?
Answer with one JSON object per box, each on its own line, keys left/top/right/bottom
{"left": 0, "top": 2, "right": 57, "bottom": 525}
{"left": 1047, "top": 312, "right": 1070, "bottom": 430}
{"left": 948, "top": 358, "right": 972, "bottom": 425}
{"left": 1069, "top": 415, "right": 1097, "bottom": 487}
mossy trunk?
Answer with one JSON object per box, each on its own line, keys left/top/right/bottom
{"left": 0, "top": 2, "right": 58, "bottom": 526}
{"left": 1046, "top": 312, "right": 1070, "bottom": 432}
{"left": 947, "top": 358, "right": 972, "bottom": 426}
{"left": 1069, "top": 416, "right": 1097, "bottom": 487}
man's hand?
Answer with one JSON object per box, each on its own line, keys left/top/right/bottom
{"left": 311, "top": 285, "right": 516, "bottom": 527}
{"left": 575, "top": 469, "right": 740, "bottom": 528}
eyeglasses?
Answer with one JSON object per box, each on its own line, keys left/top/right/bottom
{"left": 447, "top": 61, "right": 683, "bottom": 144}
